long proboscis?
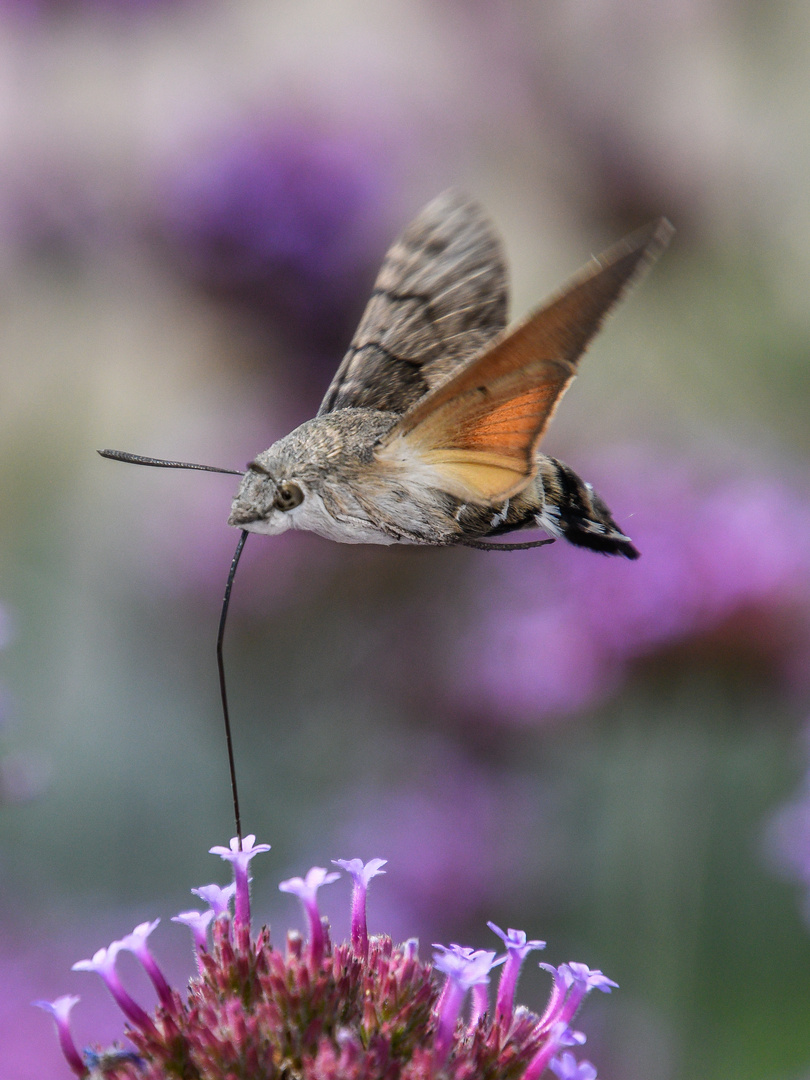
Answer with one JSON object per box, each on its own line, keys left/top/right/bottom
{"left": 99, "top": 445, "right": 248, "bottom": 845}
{"left": 98, "top": 446, "right": 555, "bottom": 848}
{"left": 218, "top": 530, "right": 249, "bottom": 844}
{"left": 98, "top": 448, "right": 244, "bottom": 476}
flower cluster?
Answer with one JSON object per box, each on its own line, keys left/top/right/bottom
{"left": 156, "top": 116, "right": 392, "bottom": 354}
{"left": 37, "top": 836, "right": 616, "bottom": 1080}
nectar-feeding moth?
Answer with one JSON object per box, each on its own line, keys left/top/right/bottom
{"left": 103, "top": 191, "right": 671, "bottom": 556}
{"left": 225, "top": 191, "right": 671, "bottom": 556}
{"left": 99, "top": 191, "right": 671, "bottom": 838}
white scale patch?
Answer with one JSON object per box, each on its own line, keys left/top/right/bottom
{"left": 243, "top": 487, "right": 398, "bottom": 545}
{"left": 490, "top": 499, "right": 510, "bottom": 528}
{"left": 534, "top": 504, "right": 563, "bottom": 537}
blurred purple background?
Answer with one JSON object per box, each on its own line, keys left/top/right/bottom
{"left": 1, "top": 2, "right": 810, "bottom": 1079}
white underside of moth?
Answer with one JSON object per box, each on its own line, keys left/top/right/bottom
{"left": 242, "top": 489, "right": 400, "bottom": 546}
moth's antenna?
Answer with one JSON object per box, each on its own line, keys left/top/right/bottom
{"left": 98, "top": 449, "right": 244, "bottom": 476}
{"left": 218, "top": 529, "right": 249, "bottom": 844}
{"left": 456, "top": 537, "right": 556, "bottom": 551}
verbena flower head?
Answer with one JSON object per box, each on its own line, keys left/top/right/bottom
{"left": 38, "top": 837, "right": 614, "bottom": 1080}
{"left": 156, "top": 115, "right": 393, "bottom": 352}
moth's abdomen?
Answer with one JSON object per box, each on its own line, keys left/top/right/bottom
{"left": 455, "top": 456, "right": 639, "bottom": 558}
{"left": 535, "top": 457, "right": 639, "bottom": 559}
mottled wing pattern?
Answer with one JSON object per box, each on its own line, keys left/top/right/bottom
{"left": 318, "top": 190, "right": 508, "bottom": 416}
{"left": 377, "top": 218, "right": 673, "bottom": 504}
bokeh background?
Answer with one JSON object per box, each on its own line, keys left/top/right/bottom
{"left": 2, "top": 1, "right": 810, "bottom": 1077}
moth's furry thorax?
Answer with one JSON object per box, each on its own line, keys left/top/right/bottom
{"left": 257, "top": 409, "right": 398, "bottom": 481}
{"left": 228, "top": 409, "right": 403, "bottom": 541}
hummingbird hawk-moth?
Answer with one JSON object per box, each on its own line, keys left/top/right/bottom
{"left": 223, "top": 191, "right": 671, "bottom": 555}
{"left": 100, "top": 191, "right": 671, "bottom": 836}
{"left": 103, "top": 192, "right": 671, "bottom": 554}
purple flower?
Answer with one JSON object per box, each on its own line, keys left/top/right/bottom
{"left": 210, "top": 834, "right": 270, "bottom": 929}
{"left": 524, "top": 1022, "right": 585, "bottom": 1080}
{"left": 156, "top": 117, "right": 393, "bottom": 353}
{"left": 71, "top": 942, "right": 156, "bottom": 1035}
{"left": 488, "top": 922, "right": 546, "bottom": 1027}
{"left": 432, "top": 944, "right": 501, "bottom": 989}
{"left": 192, "top": 881, "right": 237, "bottom": 918}
{"left": 116, "top": 919, "right": 172, "bottom": 1008}
{"left": 171, "top": 910, "right": 215, "bottom": 966}
{"left": 551, "top": 1051, "right": 599, "bottom": 1080}
{"left": 432, "top": 945, "right": 502, "bottom": 1065}
{"left": 332, "top": 857, "right": 387, "bottom": 958}
{"left": 32, "top": 996, "right": 85, "bottom": 1077}
{"left": 538, "top": 962, "right": 618, "bottom": 1032}
{"left": 560, "top": 963, "right": 618, "bottom": 994}
{"left": 279, "top": 865, "right": 341, "bottom": 966}
{"left": 451, "top": 450, "right": 810, "bottom": 724}
{"left": 40, "top": 841, "right": 611, "bottom": 1080}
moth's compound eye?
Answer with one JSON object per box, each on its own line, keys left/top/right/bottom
{"left": 274, "top": 481, "right": 304, "bottom": 511}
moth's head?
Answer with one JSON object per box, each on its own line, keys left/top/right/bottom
{"left": 228, "top": 424, "right": 318, "bottom": 534}
{"left": 228, "top": 460, "right": 305, "bottom": 536}
{"left": 228, "top": 412, "right": 396, "bottom": 535}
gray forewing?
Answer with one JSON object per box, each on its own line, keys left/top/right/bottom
{"left": 318, "top": 190, "right": 509, "bottom": 416}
